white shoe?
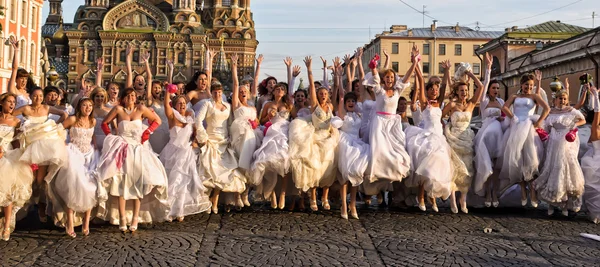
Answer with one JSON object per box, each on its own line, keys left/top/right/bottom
{"left": 548, "top": 208, "right": 555, "bottom": 216}
{"left": 492, "top": 201, "right": 499, "bottom": 208}
{"left": 418, "top": 204, "right": 426, "bottom": 211}
{"left": 484, "top": 201, "right": 491, "bottom": 208}
{"left": 561, "top": 210, "right": 569, "bottom": 217}
{"left": 461, "top": 207, "right": 468, "bottom": 214}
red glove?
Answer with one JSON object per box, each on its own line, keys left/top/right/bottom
{"left": 263, "top": 121, "right": 272, "bottom": 136}
{"left": 166, "top": 84, "right": 178, "bottom": 94}
{"left": 369, "top": 54, "right": 380, "bottom": 69}
{"left": 565, "top": 128, "right": 578, "bottom": 142}
{"left": 101, "top": 122, "right": 111, "bottom": 135}
{"left": 536, "top": 128, "right": 549, "bottom": 142}
{"left": 142, "top": 120, "right": 160, "bottom": 144}
{"left": 249, "top": 119, "right": 258, "bottom": 130}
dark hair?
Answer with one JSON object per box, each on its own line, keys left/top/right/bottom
{"left": 175, "top": 81, "right": 186, "bottom": 86}
{"left": 258, "top": 77, "right": 277, "bottom": 96}
{"left": 399, "top": 96, "right": 407, "bottom": 102}
{"left": 314, "top": 81, "right": 322, "bottom": 87}
{"left": 294, "top": 89, "right": 307, "bottom": 97}
{"left": 75, "top": 98, "right": 95, "bottom": 124}
{"left": 151, "top": 81, "right": 162, "bottom": 87}
{"left": 344, "top": 92, "right": 358, "bottom": 103}
{"left": 43, "top": 86, "right": 60, "bottom": 98}
{"left": 58, "top": 88, "right": 69, "bottom": 106}
{"left": 273, "top": 82, "right": 292, "bottom": 108}
{"left": 520, "top": 73, "right": 535, "bottom": 85}
{"left": 185, "top": 71, "right": 208, "bottom": 93}
{"left": 119, "top": 87, "right": 137, "bottom": 101}
{"left": 489, "top": 79, "right": 500, "bottom": 88}
{"left": 16, "top": 69, "right": 29, "bottom": 79}
{"left": 30, "top": 86, "right": 43, "bottom": 95}
{"left": 133, "top": 74, "right": 145, "bottom": 84}
{"left": 351, "top": 80, "right": 360, "bottom": 92}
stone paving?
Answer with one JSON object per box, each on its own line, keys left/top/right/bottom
{"left": 1, "top": 205, "right": 600, "bottom": 266}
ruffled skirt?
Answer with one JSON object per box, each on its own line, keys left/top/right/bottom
{"left": 0, "top": 149, "right": 34, "bottom": 232}
{"left": 473, "top": 117, "right": 506, "bottom": 196}
{"left": 582, "top": 146, "right": 600, "bottom": 223}
{"left": 367, "top": 114, "right": 410, "bottom": 182}
{"left": 337, "top": 132, "right": 369, "bottom": 186}
{"left": 444, "top": 124, "right": 474, "bottom": 193}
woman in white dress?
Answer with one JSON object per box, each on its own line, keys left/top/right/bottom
{"left": 160, "top": 87, "right": 211, "bottom": 221}
{"left": 49, "top": 98, "right": 99, "bottom": 237}
{"left": 334, "top": 88, "right": 369, "bottom": 219}
{"left": 362, "top": 47, "right": 416, "bottom": 204}
{"left": 12, "top": 87, "right": 68, "bottom": 222}
{"left": 441, "top": 55, "right": 489, "bottom": 213}
{"left": 404, "top": 59, "right": 457, "bottom": 212}
{"left": 473, "top": 74, "right": 508, "bottom": 208}
{"left": 251, "top": 82, "right": 294, "bottom": 209}
{"left": 536, "top": 88, "right": 586, "bottom": 216}
{"left": 195, "top": 83, "right": 245, "bottom": 213}
{"left": 499, "top": 73, "right": 550, "bottom": 207}
{"left": 186, "top": 48, "right": 215, "bottom": 115}
{"left": 289, "top": 56, "right": 339, "bottom": 211}
{"left": 0, "top": 93, "right": 34, "bottom": 241}
{"left": 229, "top": 54, "right": 263, "bottom": 207}
{"left": 90, "top": 88, "right": 114, "bottom": 151}
{"left": 96, "top": 88, "right": 169, "bottom": 232}
{"left": 7, "top": 38, "right": 31, "bottom": 112}
{"left": 582, "top": 84, "right": 600, "bottom": 223}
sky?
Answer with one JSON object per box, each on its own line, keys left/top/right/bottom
{"left": 42, "top": 0, "right": 597, "bottom": 87}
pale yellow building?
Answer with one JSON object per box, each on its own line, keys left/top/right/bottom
{"left": 362, "top": 22, "right": 502, "bottom": 95}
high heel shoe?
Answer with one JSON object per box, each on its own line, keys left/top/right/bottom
{"left": 236, "top": 196, "right": 244, "bottom": 209}
{"left": 432, "top": 202, "right": 439, "bottom": 213}
{"left": 1, "top": 229, "right": 10, "bottom": 241}
{"left": 66, "top": 229, "right": 77, "bottom": 239}
{"left": 310, "top": 200, "right": 318, "bottom": 211}
{"left": 119, "top": 219, "right": 128, "bottom": 233}
{"left": 176, "top": 217, "right": 184, "bottom": 222}
{"left": 81, "top": 227, "right": 90, "bottom": 236}
{"left": 484, "top": 201, "right": 491, "bottom": 208}
{"left": 492, "top": 201, "right": 499, "bottom": 208}
{"left": 350, "top": 211, "right": 359, "bottom": 220}
{"left": 450, "top": 204, "right": 458, "bottom": 214}
{"left": 531, "top": 200, "right": 539, "bottom": 208}
{"left": 129, "top": 222, "right": 138, "bottom": 233}
{"left": 212, "top": 205, "right": 219, "bottom": 214}
{"left": 270, "top": 194, "right": 278, "bottom": 209}
{"left": 341, "top": 212, "right": 348, "bottom": 220}
{"left": 418, "top": 203, "right": 426, "bottom": 211}
{"left": 548, "top": 208, "right": 555, "bottom": 216}
{"left": 461, "top": 207, "right": 469, "bottom": 214}
{"left": 561, "top": 210, "right": 569, "bottom": 217}
{"left": 521, "top": 199, "right": 528, "bottom": 207}
{"left": 279, "top": 193, "right": 286, "bottom": 210}
{"left": 322, "top": 199, "right": 330, "bottom": 210}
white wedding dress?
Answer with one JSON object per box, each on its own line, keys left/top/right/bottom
{"left": 582, "top": 140, "right": 600, "bottom": 223}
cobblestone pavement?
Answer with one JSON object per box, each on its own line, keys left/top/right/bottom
{"left": 1, "top": 204, "right": 600, "bottom": 266}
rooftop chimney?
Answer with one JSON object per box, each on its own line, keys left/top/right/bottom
{"left": 455, "top": 23, "right": 460, "bottom": 33}
{"left": 407, "top": 29, "right": 413, "bottom": 37}
{"left": 511, "top": 26, "right": 518, "bottom": 31}
{"left": 431, "top": 20, "right": 438, "bottom": 32}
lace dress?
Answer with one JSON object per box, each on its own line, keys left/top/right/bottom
{"left": 582, "top": 140, "right": 600, "bottom": 223}
{"left": 289, "top": 105, "right": 339, "bottom": 192}
{"left": 49, "top": 127, "right": 99, "bottom": 227}
{"left": 160, "top": 112, "right": 211, "bottom": 217}
{"left": 404, "top": 105, "right": 458, "bottom": 200}
{"left": 473, "top": 97, "right": 507, "bottom": 196}
{"left": 96, "top": 120, "right": 169, "bottom": 225}
{"left": 498, "top": 97, "right": 544, "bottom": 193}
{"left": 333, "top": 112, "right": 370, "bottom": 186}
{"left": 0, "top": 124, "right": 34, "bottom": 233}
{"left": 251, "top": 110, "right": 292, "bottom": 199}
{"left": 444, "top": 111, "right": 474, "bottom": 193}
{"left": 535, "top": 110, "right": 585, "bottom": 211}
{"left": 195, "top": 100, "right": 246, "bottom": 195}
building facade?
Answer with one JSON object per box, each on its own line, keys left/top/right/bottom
{"left": 362, "top": 22, "right": 502, "bottom": 92}
{"left": 0, "top": 0, "right": 44, "bottom": 93}
{"left": 476, "top": 21, "right": 589, "bottom": 99}
{"left": 42, "top": 0, "right": 258, "bottom": 93}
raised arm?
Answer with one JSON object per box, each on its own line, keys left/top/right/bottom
{"left": 535, "top": 70, "right": 543, "bottom": 96}
{"left": 336, "top": 63, "right": 346, "bottom": 119}
{"left": 416, "top": 62, "right": 429, "bottom": 111}
{"left": 166, "top": 59, "right": 174, "bottom": 85}
{"left": 289, "top": 65, "right": 301, "bottom": 96}
{"left": 305, "top": 56, "right": 317, "bottom": 111}
{"left": 383, "top": 49, "right": 390, "bottom": 70}
{"left": 356, "top": 48, "right": 365, "bottom": 82}
{"left": 467, "top": 70, "right": 485, "bottom": 105}
{"left": 125, "top": 44, "right": 133, "bottom": 88}
{"left": 164, "top": 84, "right": 174, "bottom": 125}
{"left": 231, "top": 54, "right": 240, "bottom": 110}
{"left": 252, "top": 54, "right": 263, "bottom": 100}
{"left": 344, "top": 54, "right": 354, "bottom": 87}
{"left": 284, "top": 56, "right": 293, "bottom": 88}
{"left": 402, "top": 44, "right": 420, "bottom": 84}
{"left": 95, "top": 57, "right": 104, "bottom": 87}
{"left": 142, "top": 52, "right": 153, "bottom": 106}
{"left": 206, "top": 49, "right": 215, "bottom": 91}
{"left": 71, "top": 80, "right": 91, "bottom": 107}
{"left": 479, "top": 53, "right": 493, "bottom": 104}
{"left": 320, "top": 56, "right": 330, "bottom": 90}
{"left": 575, "top": 83, "right": 590, "bottom": 110}
{"left": 439, "top": 59, "right": 451, "bottom": 103}
{"left": 7, "top": 38, "right": 19, "bottom": 94}
{"left": 412, "top": 64, "right": 421, "bottom": 112}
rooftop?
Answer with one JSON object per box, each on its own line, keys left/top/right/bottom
{"left": 382, "top": 26, "right": 503, "bottom": 39}
{"left": 509, "top": 20, "right": 589, "bottom": 34}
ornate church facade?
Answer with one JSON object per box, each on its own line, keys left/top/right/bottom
{"left": 42, "top": 0, "right": 257, "bottom": 92}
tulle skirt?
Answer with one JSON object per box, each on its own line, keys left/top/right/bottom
{"left": 161, "top": 143, "right": 211, "bottom": 218}
{"left": 18, "top": 119, "right": 68, "bottom": 176}
{"left": 582, "top": 145, "right": 600, "bottom": 223}
{"left": 337, "top": 132, "right": 369, "bottom": 186}
{"left": 498, "top": 117, "right": 544, "bottom": 193}
{"left": 367, "top": 114, "right": 410, "bottom": 183}
{"left": 289, "top": 117, "right": 339, "bottom": 192}
{"left": 96, "top": 135, "right": 169, "bottom": 225}
{"left": 250, "top": 120, "right": 290, "bottom": 186}
{"left": 404, "top": 126, "right": 453, "bottom": 200}
{"left": 48, "top": 144, "right": 99, "bottom": 227}
{"left": 230, "top": 117, "right": 263, "bottom": 173}
{"left": 473, "top": 117, "right": 506, "bottom": 196}
{"left": 197, "top": 137, "right": 246, "bottom": 194}
{"left": 0, "top": 149, "right": 34, "bottom": 232}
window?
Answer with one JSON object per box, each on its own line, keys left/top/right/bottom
{"left": 222, "top": 0, "right": 231, "bottom": 6}
{"left": 439, "top": 44, "right": 446, "bottom": 55}
{"left": 32, "top": 6, "right": 37, "bottom": 29}
{"left": 392, "top": 43, "right": 399, "bottom": 54}
{"left": 178, "top": 52, "right": 185, "bottom": 64}
{"left": 21, "top": 0, "right": 27, "bottom": 26}
{"left": 438, "top": 62, "right": 444, "bottom": 74}
{"left": 88, "top": 50, "right": 96, "bottom": 62}
{"left": 473, "top": 63, "right": 481, "bottom": 75}
{"left": 423, "top": 62, "right": 430, "bottom": 73}
{"left": 10, "top": 0, "right": 16, "bottom": 21}
{"left": 133, "top": 51, "right": 139, "bottom": 62}
{"left": 20, "top": 40, "right": 26, "bottom": 64}
{"left": 473, "top": 45, "right": 480, "bottom": 56}
{"left": 455, "top": 44, "right": 462, "bottom": 56}
{"left": 423, "top": 44, "right": 430, "bottom": 55}
{"left": 392, "top": 62, "right": 399, "bottom": 72}
{"left": 119, "top": 50, "right": 126, "bottom": 62}
{"left": 30, "top": 43, "right": 35, "bottom": 71}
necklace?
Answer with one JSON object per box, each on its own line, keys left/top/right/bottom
{"left": 124, "top": 106, "right": 135, "bottom": 114}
